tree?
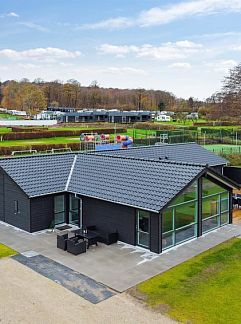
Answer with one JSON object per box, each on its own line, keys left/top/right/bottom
{"left": 89, "top": 80, "right": 99, "bottom": 88}
{"left": 21, "top": 84, "right": 47, "bottom": 114}
{"left": 188, "top": 97, "right": 194, "bottom": 112}
{"left": 0, "top": 79, "right": 179, "bottom": 111}
{"left": 158, "top": 100, "right": 165, "bottom": 112}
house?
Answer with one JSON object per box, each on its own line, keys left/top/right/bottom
{"left": 34, "top": 110, "right": 65, "bottom": 120}
{"left": 156, "top": 115, "right": 171, "bottom": 122}
{"left": 47, "top": 106, "right": 76, "bottom": 113}
{"left": 187, "top": 112, "right": 199, "bottom": 119}
{"left": 8, "top": 110, "right": 27, "bottom": 116}
{"left": 0, "top": 143, "right": 237, "bottom": 253}
{"left": 58, "top": 109, "right": 152, "bottom": 123}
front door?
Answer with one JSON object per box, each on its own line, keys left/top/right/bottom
{"left": 136, "top": 210, "right": 150, "bottom": 248}
{"left": 54, "top": 195, "right": 66, "bottom": 225}
{"left": 69, "top": 194, "right": 82, "bottom": 227}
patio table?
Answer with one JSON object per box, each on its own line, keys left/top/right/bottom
{"left": 71, "top": 229, "right": 99, "bottom": 248}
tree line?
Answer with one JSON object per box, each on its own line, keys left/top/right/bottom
{"left": 0, "top": 78, "right": 201, "bottom": 114}
{"left": 205, "top": 63, "right": 241, "bottom": 120}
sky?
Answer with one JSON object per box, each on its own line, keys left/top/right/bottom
{"left": 0, "top": 0, "right": 241, "bottom": 100}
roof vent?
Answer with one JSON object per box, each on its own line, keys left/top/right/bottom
{"left": 159, "top": 156, "right": 169, "bottom": 160}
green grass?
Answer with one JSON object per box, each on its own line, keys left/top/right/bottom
{"left": 0, "top": 243, "right": 17, "bottom": 258}
{"left": 135, "top": 238, "right": 241, "bottom": 324}
{"left": 204, "top": 144, "right": 241, "bottom": 154}
{"left": 0, "top": 136, "right": 82, "bottom": 147}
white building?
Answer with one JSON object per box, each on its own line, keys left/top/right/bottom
{"left": 156, "top": 115, "right": 171, "bottom": 122}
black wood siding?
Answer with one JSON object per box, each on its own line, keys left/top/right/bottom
{"left": 1, "top": 171, "right": 30, "bottom": 231}
{"left": 224, "top": 166, "right": 241, "bottom": 185}
{"left": 150, "top": 213, "right": 161, "bottom": 253}
{"left": 30, "top": 195, "right": 54, "bottom": 232}
{"left": 82, "top": 197, "right": 136, "bottom": 245}
{"left": 0, "top": 169, "right": 4, "bottom": 222}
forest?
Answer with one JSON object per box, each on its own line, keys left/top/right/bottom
{"left": 0, "top": 78, "right": 201, "bottom": 114}
{"left": 0, "top": 63, "right": 240, "bottom": 119}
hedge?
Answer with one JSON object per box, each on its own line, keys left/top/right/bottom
{"left": 0, "top": 128, "right": 127, "bottom": 140}
{"left": 134, "top": 122, "right": 176, "bottom": 130}
{"left": 11, "top": 127, "right": 49, "bottom": 132}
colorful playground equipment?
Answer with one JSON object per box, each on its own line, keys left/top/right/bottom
{"left": 80, "top": 133, "right": 133, "bottom": 151}
{"left": 116, "top": 135, "right": 133, "bottom": 148}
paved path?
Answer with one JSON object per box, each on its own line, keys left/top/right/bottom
{"left": 1, "top": 221, "right": 241, "bottom": 292}
{"left": 0, "top": 258, "right": 174, "bottom": 324}
{"left": 13, "top": 254, "right": 115, "bottom": 304}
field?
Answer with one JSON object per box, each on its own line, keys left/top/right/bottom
{"left": 134, "top": 238, "right": 241, "bottom": 324}
{"left": 204, "top": 144, "right": 241, "bottom": 154}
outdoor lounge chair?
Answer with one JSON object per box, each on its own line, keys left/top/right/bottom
{"left": 87, "top": 226, "right": 118, "bottom": 245}
{"left": 66, "top": 238, "right": 87, "bottom": 255}
{"left": 57, "top": 233, "right": 69, "bottom": 251}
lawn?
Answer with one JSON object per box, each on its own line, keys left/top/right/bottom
{"left": 0, "top": 243, "right": 17, "bottom": 258}
{"left": 204, "top": 144, "right": 241, "bottom": 154}
{"left": 134, "top": 238, "right": 241, "bottom": 324}
{"left": 0, "top": 136, "right": 82, "bottom": 147}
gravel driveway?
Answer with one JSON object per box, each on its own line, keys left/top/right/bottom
{"left": 0, "top": 258, "right": 174, "bottom": 324}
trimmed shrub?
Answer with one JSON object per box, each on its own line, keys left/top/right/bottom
{"left": 1, "top": 128, "right": 127, "bottom": 140}
{"left": 134, "top": 122, "right": 176, "bottom": 130}
{"left": 11, "top": 127, "right": 49, "bottom": 132}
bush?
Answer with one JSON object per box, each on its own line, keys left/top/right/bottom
{"left": 222, "top": 154, "right": 241, "bottom": 166}
{"left": 1, "top": 128, "right": 127, "bottom": 140}
{"left": 11, "top": 127, "right": 49, "bottom": 132}
{"left": 134, "top": 122, "right": 176, "bottom": 130}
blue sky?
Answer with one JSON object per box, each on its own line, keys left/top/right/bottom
{"left": 0, "top": 0, "right": 241, "bottom": 99}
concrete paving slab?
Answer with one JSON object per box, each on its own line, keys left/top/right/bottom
{"left": 1, "top": 221, "right": 241, "bottom": 292}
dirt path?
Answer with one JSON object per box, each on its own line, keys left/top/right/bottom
{"left": 0, "top": 258, "right": 174, "bottom": 324}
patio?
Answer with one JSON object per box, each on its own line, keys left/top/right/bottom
{"left": 1, "top": 221, "right": 241, "bottom": 292}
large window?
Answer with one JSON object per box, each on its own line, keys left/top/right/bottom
{"left": 69, "top": 194, "right": 81, "bottom": 226}
{"left": 162, "top": 181, "right": 198, "bottom": 250}
{"left": 202, "top": 178, "right": 229, "bottom": 233}
{"left": 136, "top": 210, "right": 150, "bottom": 248}
{"left": 161, "top": 177, "right": 230, "bottom": 251}
{"left": 54, "top": 195, "right": 65, "bottom": 225}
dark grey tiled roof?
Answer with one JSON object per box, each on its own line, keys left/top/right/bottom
{"left": 67, "top": 154, "right": 204, "bottom": 212}
{"left": 0, "top": 143, "right": 229, "bottom": 212}
{"left": 0, "top": 154, "right": 75, "bottom": 197}
{"left": 93, "top": 143, "right": 227, "bottom": 166}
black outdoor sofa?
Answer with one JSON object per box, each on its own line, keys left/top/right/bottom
{"left": 57, "top": 227, "right": 118, "bottom": 255}
{"left": 57, "top": 234, "right": 87, "bottom": 255}
{"left": 87, "top": 226, "right": 118, "bottom": 245}
{"left": 66, "top": 238, "right": 87, "bottom": 255}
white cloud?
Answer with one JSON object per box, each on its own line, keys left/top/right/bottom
{"left": 168, "top": 62, "right": 192, "bottom": 69}
{"left": 18, "top": 22, "right": 49, "bottom": 32}
{"left": 139, "top": 0, "right": 241, "bottom": 27}
{"left": 79, "top": 0, "right": 241, "bottom": 29}
{"left": 98, "top": 44, "right": 138, "bottom": 57}
{"left": 0, "top": 11, "right": 19, "bottom": 18}
{"left": 99, "top": 41, "right": 203, "bottom": 60}
{"left": 233, "top": 44, "right": 241, "bottom": 50}
{"left": 101, "top": 67, "right": 147, "bottom": 75}
{"left": 80, "top": 17, "right": 133, "bottom": 30}
{"left": 206, "top": 59, "right": 237, "bottom": 72}
{"left": 7, "top": 12, "right": 19, "bottom": 17}
{"left": 0, "top": 47, "right": 81, "bottom": 61}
